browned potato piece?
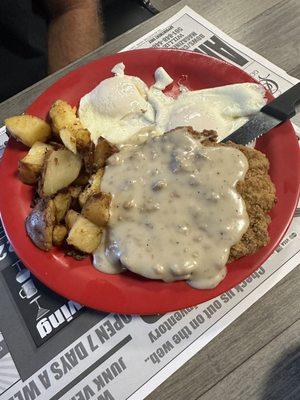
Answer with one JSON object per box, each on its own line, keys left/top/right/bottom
{"left": 49, "top": 100, "right": 78, "bottom": 134}
{"left": 18, "top": 142, "right": 53, "bottom": 184}
{"left": 75, "top": 127, "right": 91, "bottom": 152}
{"left": 81, "top": 142, "right": 95, "bottom": 174}
{"left": 75, "top": 128, "right": 93, "bottom": 171}
{"left": 25, "top": 198, "right": 56, "bottom": 251}
{"left": 81, "top": 192, "right": 111, "bottom": 227}
{"left": 54, "top": 192, "right": 72, "bottom": 222}
{"left": 59, "top": 124, "right": 90, "bottom": 155}
{"left": 65, "top": 210, "right": 80, "bottom": 230}
{"left": 59, "top": 127, "right": 77, "bottom": 153}
{"left": 5, "top": 115, "right": 51, "bottom": 147}
{"left": 93, "top": 137, "right": 118, "bottom": 169}
{"left": 68, "top": 186, "right": 82, "bottom": 199}
{"left": 53, "top": 225, "right": 68, "bottom": 246}
{"left": 49, "top": 100, "right": 92, "bottom": 156}
{"left": 19, "top": 162, "right": 41, "bottom": 185}
{"left": 39, "top": 148, "right": 82, "bottom": 197}
{"left": 79, "top": 169, "right": 104, "bottom": 207}
{"left": 67, "top": 215, "right": 102, "bottom": 253}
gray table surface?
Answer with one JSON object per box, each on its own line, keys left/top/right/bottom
{"left": 0, "top": 0, "right": 299, "bottom": 399}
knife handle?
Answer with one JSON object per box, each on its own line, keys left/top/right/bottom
{"left": 261, "top": 82, "right": 300, "bottom": 121}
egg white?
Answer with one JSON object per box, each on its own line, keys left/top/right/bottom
{"left": 79, "top": 74, "right": 155, "bottom": 144}
{"left": 150, "top": 83, "right": 266, "bottom": 141}
{"left": 78, "top": 65, "right": 266, "bottom": 145}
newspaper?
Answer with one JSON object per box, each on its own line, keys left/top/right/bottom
{"left": 0, "top": 5, "right": 299, "bottom": 400}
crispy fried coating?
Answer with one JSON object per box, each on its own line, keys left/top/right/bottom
{"left": 228, "top": 142, "right": 276, "bottom": 261}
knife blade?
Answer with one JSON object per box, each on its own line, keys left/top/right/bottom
{"left": 222, "top": 82, "right": 300, "bottom": 145}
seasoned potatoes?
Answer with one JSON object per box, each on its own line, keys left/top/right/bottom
{"left": 10, "top": 99, "right": 115, "bottom": 257}
{"left": 39, "top": 148, "right": 82, "bottom": 197}
{"left": 49, "top": 100, "right": 78, "bottom": 134}
{"left": 25, "top": 198, "right": 56, "bottom": 250}
{"left": 65, "top": 210, "right": 80, "bottom": 230}
{"left": 67, "top": 215, "right": 102, "bottom": 253}
{"left": 59, "top": 127, "right": 77, "bottom": 153}
{"left": 79, "top": 169, "right": 104, "bottom": 207}
{"left": 49, "top": 100, "right": 92, "bottom": 156}
{"left": 53, "top": 225, "right": 68, "bottom": 246}
{"left": 93, "top": 137, "right": 118, "bottom": 170}
{"left": 18, "top": 142, "right": 53, "bottom": 184}
{"left": 5, "top": 115, "right": 52, "bottom": 147}
{"left": 81, "top": 192, "right": 111, "bottom": 228}
{"left": 54, "top": 192, "right": 72, "bottom": 222}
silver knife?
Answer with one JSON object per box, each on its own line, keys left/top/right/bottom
{"left": 222, "top": 82, "right": 300, "bottom": 145}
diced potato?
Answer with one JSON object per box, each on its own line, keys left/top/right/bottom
{"left": 49, "top": 100, "right": 77, "bottom": 134}
{"left": 49, "top": 100, "right": 92, "bottom": 156}
{"left": 79, "top": 169, "right": 104, "bottom": 207}
{"left": 19, "top": 162, "right": 41, "bottom": 185}
{"left": 5, "top": 115, "right": 51, "bottom": 147}
{"left": 65, "top": 210, "right": 80, "bottom": 230}
{"left": 18, "top": 142, "right": 53, "bottom": 184}
{"left": 75, "top": 127, "right": 91, "bottom": 152}
{"left": 67, "top": 215, "right": 102, "bottom": 253}
{"left": 76, "top": 129, "right": 95, "bottom": 175}
{"left": 20, "top": 142, "right": 53, "bottom": 164}
{"left": 53, "top": 192, "right": 72, "bottom": 222}
{"left": 25, "top": 198, "right": 56, "bottom": 251}
{"left": 68, "top": 186, "right": 82, "bottom": 199}
{"left": 81, "top": 192, "right": 111, "bottom": 227}
{"left": 59, "top": 128, "right": 77, "bottom": 153}
{"left": 39, "top": 148, "right": 82, "bottom": 197}
{"left": 53, "top": 225, "right": 68, "bottom": 246}
{"left": 93, "top": 137, "right": 118, "bottom": 169}
{"left": 81, "top": 141, "right": 95, "bottom": 174}
{"left": 58, "top": 122, "right": 88, "bottom": 154}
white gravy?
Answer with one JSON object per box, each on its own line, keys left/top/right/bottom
{"left": 93, "top": 131, "right": 249, "bottom": 289}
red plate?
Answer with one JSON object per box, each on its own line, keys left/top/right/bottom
{"left": 0, "top": 49, "right": 299, "bottom": 314}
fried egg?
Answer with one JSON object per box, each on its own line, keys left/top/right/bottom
{"left": 79, "top": 63, "right": 155, "bottom": 144}
{"left": 78, "top": 63, "right": 266, "bottom": 144}
{"left": 150, "top": 82, "right": 266, "bottom": 141}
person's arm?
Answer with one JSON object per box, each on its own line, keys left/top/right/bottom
{"left": 46, "top": 0, "right": 103, "bottom": 73}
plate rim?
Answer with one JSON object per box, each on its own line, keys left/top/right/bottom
{"left": 0, "top": 48, "right": 299, "bottom": 314}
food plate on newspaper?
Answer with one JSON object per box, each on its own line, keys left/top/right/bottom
{"left": 0, "top": 49, "right": 299, "bottom": 314}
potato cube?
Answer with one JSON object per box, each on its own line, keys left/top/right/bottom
{"left": 67, "top": 215, "right": 102, "bottom": 253}
{"left": 81, "top": 192, "right": 111, "bottom": 227}
{"left": 39, "top": 148, "right": 82, "bottom": 197}
{"left": 5, "top": 115, "right": 51, "bottom": 147}
{"left": 53, "top": 225, "right": 68, "bottom": 246}
{"left": 18, "top": 142, "right": 53, "bottom": 184}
